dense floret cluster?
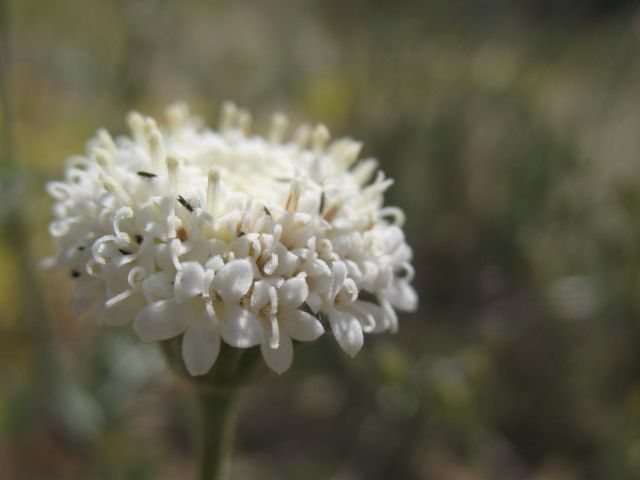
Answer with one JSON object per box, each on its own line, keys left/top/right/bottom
{"left": 46, "top": 103, "right": 417, "bottom": 375}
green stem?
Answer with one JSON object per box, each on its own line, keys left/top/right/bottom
{"left": 197, "top": 387, "right": 240, "bottom": 480}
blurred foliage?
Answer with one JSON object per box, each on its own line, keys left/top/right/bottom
{"left": 2, "top": 0, "right": 640, "bottom": 478}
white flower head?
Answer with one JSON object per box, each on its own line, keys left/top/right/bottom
{"left": 45, "top": 102, "right": 418, "bottom": 376}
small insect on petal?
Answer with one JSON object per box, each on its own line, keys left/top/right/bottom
{"left": 177, "top": 195, "right": 194, "bottom": 213}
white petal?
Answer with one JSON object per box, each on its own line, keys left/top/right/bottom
{"left": 219, "top": 304, "right": 263, "bottom": 348}
{"left": 329, "top": 261, "right": 348, "bottom": 301}
{"left": 260, "top": 334, "right": 293, "bottom": 374}
{"left": 142, "top": 271, "right": 174, "bottom": 303}
{"left": 174, "top": 261, "right": 205, "bottom": 302}
{"left": 306, "top": 258, "right": 331, "bottom": 277}
{"left": 278, "top": 274, "right": 309, "bottom": 310}
{"left": 377, "top": 295, "right": 399, "bottom": 333}
{"left": 182, "top": 316, "right": 221, "bottom": 376}
{"left": 250, "top": 279, "right": 272, "bottom": 312}
{"left": 328, "top": 308, "right": 363, "bottom": 357}
{"left": 212, "top": 259, "right": 254, "bottom": 303}
{"left": 352, "top": 301, "right": 390, "bottom": 333}
{"left": 305, "top": 292, "right": 322, "bottom": 313}
{"left": 133, "top": 299, "right": 193, "bottom": 342}
{"left": 230, "top": 236, "right": 250, "bottom": 258}
{"left": 282, "top": 310, "right": 324, "bottom": 342}
{"left": 274, "top": 250, "right": 299, "bottom": 276}
{"left": 384, "top": 281, "right": 418, "bottom": 312}
{"left": 98, "top": 292, "right": 146, "bottom": 326}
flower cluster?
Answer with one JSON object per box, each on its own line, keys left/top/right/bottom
{"left": 45, "top": 102, "right": 417, "bottom": 375}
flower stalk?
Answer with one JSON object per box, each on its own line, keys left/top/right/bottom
{"left": 197, "top": 387, "right": 238, "bottom": 480}
{"left": 162, "top": 339, "right": 262, "bottom": 479}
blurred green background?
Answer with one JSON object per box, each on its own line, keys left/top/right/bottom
{"left": 2, "top": 0, "right": 640, "bottom": 478}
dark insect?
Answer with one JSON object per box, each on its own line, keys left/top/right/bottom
{"left": 137, "top": 171, "right": 157, "bottom": 178}
{"left": 77, "top": 246, "right": 86, "bottom": 251}
{"left": 71, "top": 269, "right": 81, "bottom": 278}
{"left": 135, "top": 234, "right": 143, "bottom": 245}
{"left": 238, "top": 231, "right": 246, "bottom": 237}
{"left": 263, "top": 206, "right": 272, "bottom": 216}
{"left": 118, "top": 248, "right": 132, "bottom": 255}
{"left": 178, "top": 195, "right": 194, "bottom": 212}
{"left": 319, "top": 190, "right": 326, "bottom": 214}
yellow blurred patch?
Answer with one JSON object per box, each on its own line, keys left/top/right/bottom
{"left": 302, "top": 75, "right": 353, "bottom": 126}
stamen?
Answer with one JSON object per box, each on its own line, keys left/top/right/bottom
{"left": 148, "top": 129, "right": 164, "bottom": 172}
{"left": 377, "top": 294, "right": 399, "bottom": 333}
{"left": 126, "top": 111, "right": 146, "bottom": 146}
{"left": 128, "top": 266, "right": 147, "bottom": 289}
{"left": 206, "top": 169, "right": 221, "bottom": 215}
{"left": 101, "top": 174, "right": 132, "bottom": 205}
{"left": 285, "top": 177, "right": 302, "bottom": 213}
{"left": 294, "top": 124, "right": 311, "bottom": 148}
{"left": 364, "top": 172, "right": 394, "bottom": 198}
{"left": 379, "top": 207, "right": 406, "bottom": 226}
{"left": 220, "top": 101, "right": 237, "bottom": 131}
{"left": 169, "top": 238, "right": 183, "bottom": 271}
{"left": 144, "top": 117, "right": 158, "bottom": 133}
{"left": 399, "top": 262, "right": 415, "bottom": 282}
{"left": 351, "top": 158, "right": 378, "bottom": 186}
{"left": 322, "top": 202, "right": 341, "bottom": 222}
{"left": 105, "top": 289, "right": 135, "bottom": 308}
{"left": 312, "top": 124, "right": 330, "bottom": 156}
{"left": 86, "top": 258, "right": 102, "bottom": 276}
{"left": 341, "top": 141, "right": 363, "bottom": 169}
{"left": 350, "top": 303, "right": 376, "bottom": 333}
{"left": 166, "top": 102, "right": 190, "bottom": 133}
{"left": 204, "top": 298, "right": 218, "bottom": 325}
{"left": 91, "top": 235, "right": 117, "bottom": 265}
{"left": 268, "top": 286, "right": 280, "bottom": 349}
{"left": 148, "top": 131, "right": 164, "bottom": 165}
{"left": 166, "top": 155, "right": 179, "bottom": 192}
{"left": 113, "top": 207, "right": 134, "bottom": 243}
{"left": 94, "top": 148, "right": 113, "bottom": 172}
{"left": 97, "top": 129, "right": 117, "bottom": 154}
{"left": 269, "top": 112, "right": 288, "bottom": 144}
{"left": 237, "top": 110, "right": 252, "bottom": 135}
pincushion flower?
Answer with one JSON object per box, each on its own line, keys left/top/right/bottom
{"left": 45, "top": 102, "right": 417, "bottom": 376}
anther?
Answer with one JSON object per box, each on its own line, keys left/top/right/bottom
{"left": 341, "top": 141, "right": 363, "bottom": 168}
{"left": 220, "top": 101, "right": 237, "bottom": 131}
{"left": 312, "top": 124, "right": 330, "bottom": 156}
{"left": 166, "top": 102, "right": 190, "bottom": 133}
{"left": 285, "top": 178, "right": 302, "bottom": 213}
{"left": 97, "top": 129, "right": 117, "bottom": 154}
{"left": 94, "top": 148, "right": 113, "bottom": 172}
{"left": 101, "top": 175, "right": 132, "bottom": 205}
{"left": 126, "top": 111, "right": 146, "bottom": 146}
{"left": 268, "top": 287, "right": 280, "bottom": 349}
{"left": 148, "top": 130, "right": 163, "bottom": 171}
{"left": 269, "top": 112, "right": 288, "bottom": 144}
{"left": 237, "top": 110, "right": 252, "bottom": 135}
{"left": 206, "top": 169, "right": 221, "bottom": 215}
{"left": 166, "top": 155, "right": 180, "bottom": 192}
